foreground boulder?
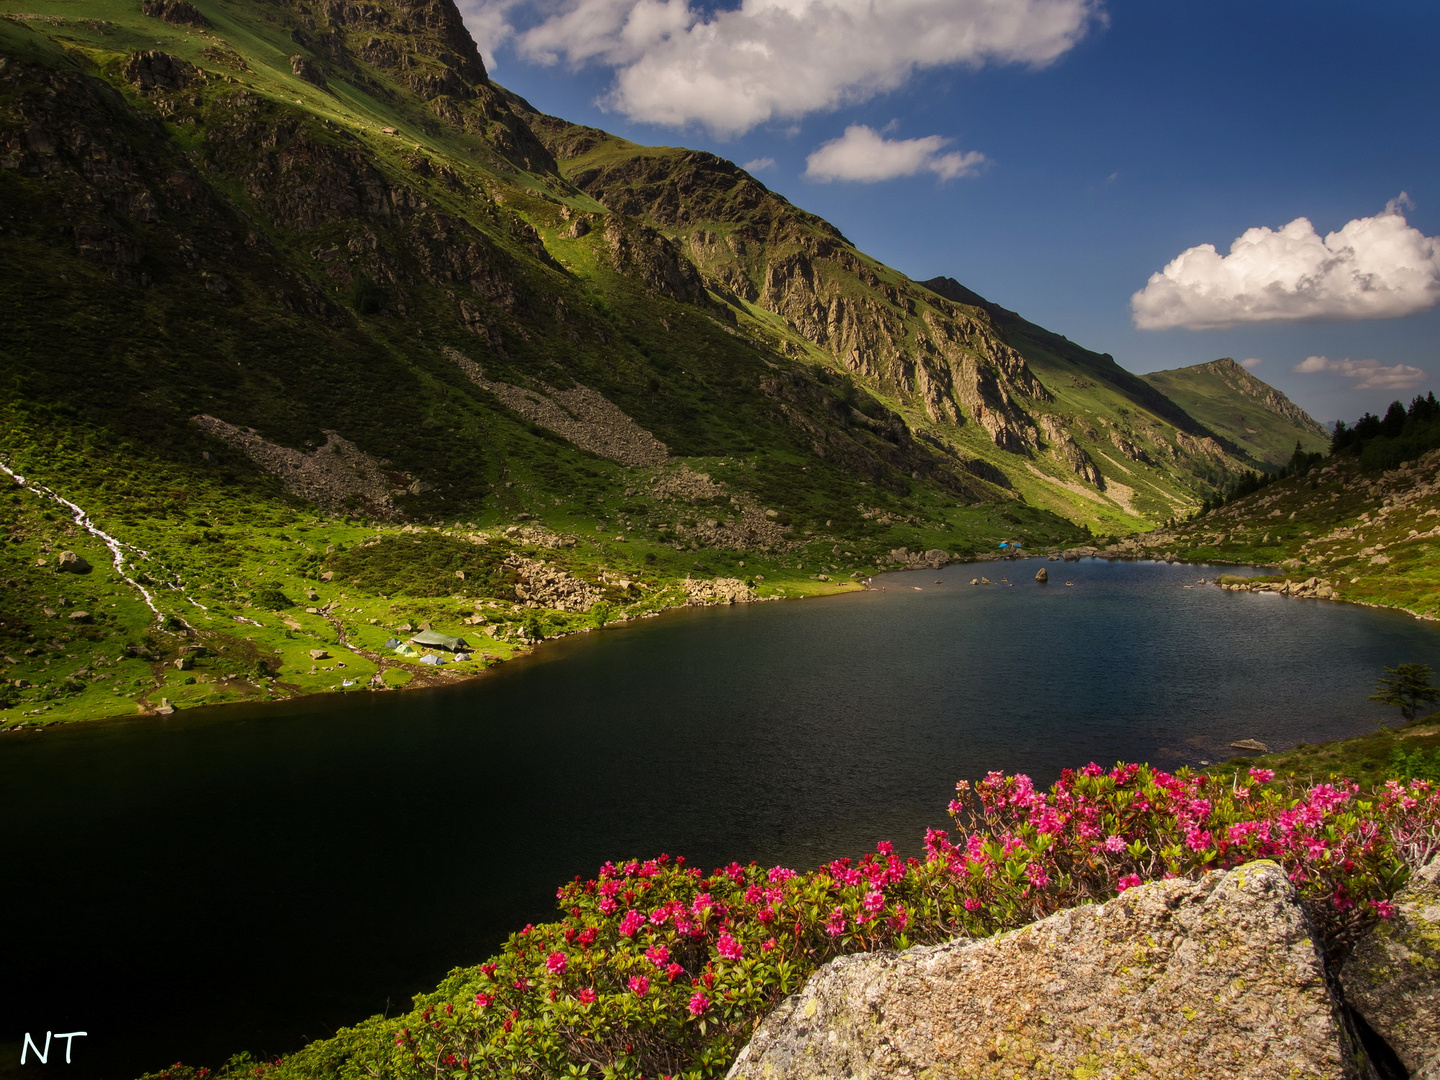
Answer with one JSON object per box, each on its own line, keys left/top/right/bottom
{"left": 728, "top": 862, "right": 1366, "bottom": 1079}
{"left": 1342, "top": 857, "right": 1440, "bottom": 1076}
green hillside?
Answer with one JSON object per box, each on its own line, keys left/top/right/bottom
{"left": 1090, "top": 393, "right": 1440, "bottom": 620}
{"left": 1141, "top": 357, "right": 1329, "bottom": 468}
{"left": 0, "top": 0, "right": 1283, "bottom": 727}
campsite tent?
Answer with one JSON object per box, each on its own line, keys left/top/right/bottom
{"left": 418, "top": 653, "right": 444, "bottom": 666}
{"left": 410, "top": 630, "right": 469, "bottom": 652}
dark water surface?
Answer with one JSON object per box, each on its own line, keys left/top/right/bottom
{"left": 5, "top": 559, "right": 1440, "bottom": 1078}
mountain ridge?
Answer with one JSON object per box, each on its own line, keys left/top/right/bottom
{"left": 0, "top": 0, "right": 1321, "bottom": 729}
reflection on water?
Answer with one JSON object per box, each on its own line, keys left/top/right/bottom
{"left": 4, "top": 558, "right": 1438, "bottom": 1078}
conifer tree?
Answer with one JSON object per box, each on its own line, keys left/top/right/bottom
{"left": 1369, "top": 663, "right": 1440, "bottom": 723}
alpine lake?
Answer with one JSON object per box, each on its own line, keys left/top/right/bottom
{"left": 6, "top": 558, "right": 1440, "bottom": 1079}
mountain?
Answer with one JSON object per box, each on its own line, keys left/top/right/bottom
{"left": 1140, "top": 358, "right": 1329, "bottom": 467}
{"left": 0, "top": 0, "right": 1296, "bottom": 725}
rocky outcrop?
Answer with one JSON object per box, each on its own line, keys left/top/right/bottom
{"left": 1217, "top": 574, "right": 1337, "bottom": 600}
{"left": 122, "top": 51, "right": 198, "bottom": 93}
{"left": 1038, "top": 413, "right": 1104, "bottom": 487}
{"left": 729, "top": 862, "right": 1369, "bottom": 1080}
{"left": 683, "top": 577, "right": 756, "bottom": 605}
{"left": 1342, "top": 858, "right": 1440, "bottom": 1076}
{"left": 888, "top": 547, "right": 950, "bottom": 569}
{"left": 141, "top": 0, "right": 208, "bottom": 26}
{"left": 506, "top": 556, "right": 604, "bottom": 612}
{"left": 446, "top": 347, "right": 670, "bottom": 467}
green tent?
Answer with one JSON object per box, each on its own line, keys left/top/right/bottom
{"left": 410, "top": 629, "right": 469, "bottom": 652}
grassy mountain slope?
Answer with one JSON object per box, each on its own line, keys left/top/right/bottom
{"left": 1141, "top": 357, "right": 1329, "bottom": 467}
{"left": 505, "top": 106, "right": 1256, "bottom": 533}
{"left": 1087, "top": 445, "right": 1440, "bottom": 621}
{"left": 0, "top": 0, "right": 1303, "bottom": 727}
{"left": 0, "top": 0, "right": 1094, "bottom": 727}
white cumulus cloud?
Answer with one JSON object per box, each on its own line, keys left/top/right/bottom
{"left": 1239, "top": 357, "right": 1263, "bottom": 369}
{"left": 1131, "top": 196, "right": 1440, "bottom": 331}
{"left": 804, "top": 125, "right": 987, "bottom": 183}
{"left": 465, "top": 0, "right": 1098, "bottom": 135}
{"left": 1292, "top": 355, "right": 1428, "bottom": 392}
{"left": 742, "top": 156, "right": 776, "bottom": 173}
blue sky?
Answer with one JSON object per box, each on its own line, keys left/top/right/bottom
{"left": 463, "top": 0, "right": 1440, "bottom": 424}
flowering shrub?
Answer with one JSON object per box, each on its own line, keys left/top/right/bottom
{"left": 152, "top": 765, "right": 1440, "bottom": 1080}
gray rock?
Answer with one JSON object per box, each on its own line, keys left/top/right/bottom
{"left": 729, "top": 862, "right": 1366, "bottom": 1080}
{"left": 1342, "top": 857, "right": 1440, "bottom": 1073}
{"left": 56, "top": 550, "right": 92, "bottom": 574}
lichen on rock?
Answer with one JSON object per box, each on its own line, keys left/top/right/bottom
{"left": 728, "top": 861, "right": 1367, "bottom": 1080}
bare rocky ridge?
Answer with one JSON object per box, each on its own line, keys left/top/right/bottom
{"left": 729, "top": 862, "right": 1369, "bottom": 1080}
{"left": 193, "top": 415, "right": 413, "bottom": 516}
{"left": 446, "top": 346, "right": 670, "bottom": 467}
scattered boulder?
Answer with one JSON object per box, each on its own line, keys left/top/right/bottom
{"left": 1230, "top": 738, "right": 1270, "bottom": 753}
{"left": 308, "top": 649, "right": 330, "bottom": 660}
{"left": 173, "top": 657, "right": 192, "bottom": 671}
{"left": 1342, "top": 857, "right": 1440, "bottom": 1075}
{"left": 154, "top": 698, "right": 175, "bottom": 715}
{"left": 56, "top": 551, "right": 93, "bottom": 574}
{"left": 67, "top": 610, "right": 92, "bottom": 623}
{"left": 319, "top": 571, "right": 335, "bottom": 582}
{"left": 1034, "top": 567, "right": 1048, "bottom": 583}
{"left": 728, "top": 862, "right": 1366, "bottom": 1080}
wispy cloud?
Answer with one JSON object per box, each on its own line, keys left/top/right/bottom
{"left": 1292, "top": 355, "right": 1428, "bottom": 391}
{"left": 804, "top": 125, "right": 987, "bottom": 183}
{"left": 463, "top": 0, "right": 1099, "bottom": 136}
{"left": 1131, "top": 196, "right": 1440, "bottom": 330}
{"left": 1239, "top": 357, "right": 1263, "bottom": 369}
{"left": 741, "top": 157, "right": 775, "bottom": 173}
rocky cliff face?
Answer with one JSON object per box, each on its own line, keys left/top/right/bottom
{"left": 729, "top": 862, "right": 1373, "bottom": 1080}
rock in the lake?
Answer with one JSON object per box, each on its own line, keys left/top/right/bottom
{"left": 1342, "top": 857, "right": 1440, "bottom": 1074}
{"left": 1034, "top": 567, "right": 1048, "bottom": 582}
{"left": 728, "top": 862, "right": 1365, "bottom": 1080}
{"left": 1231, "top": 738, "right": 1270, "bottom": 753}
{"left": 56, "top": 550, "right": 92, "bottom": 574}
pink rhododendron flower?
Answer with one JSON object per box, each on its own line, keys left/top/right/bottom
{"left": 825, "top": 906, "right": 846, "bottom": 937}
{"left": 1117, "top": 874, "right": 1142, "bottom": 892}
{"left": 577, "top": 988, "right": 596, "bottom": 1004}
{"left": 963, "top": 897, "right": 982, "bottom": 911}
{"left": 628, "top": 975, "right": 649, "bottom": 996}
{"left": 665, "top": 963, "right": 684, "bottom": 982}
{"left": 619, "top": 910, "right": 646, "bottom": 938}
{"left": 1103, "top": 835, "right": 1126, "bottom": 853}
{"left": 761, "top": 937, "right": 777, "bottom": 952}
{"left": 688, "top": 991, "right": 709, "bottom": 1015}
{"left": 863, "top": 890, "right": 886, "bottom": 913}
{"left": 598, "top": 897, "right": 617, "bottom": 915}
{"left": 876, "top": 841, "right": 894, "bottom": 855}
{"left": 1372, "top": 899, "right": 1396, "bottom": 919}
{"left": 1248, "top": 767, "right": 1275, "bottom": 783}
{"left": 645, "top": 945, "right": 670, "bottom": 968}
{"left": 474, "top": 992, "right": 492, "bottom": 1008}
{"left": 716, "top": 933, "right": 742, "bottom": 961}
{"left": 546, "top": 951, "right": 567, "bottom": 974}
{"left": 767, "top": 866, "right": 797, "bottom": 884}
